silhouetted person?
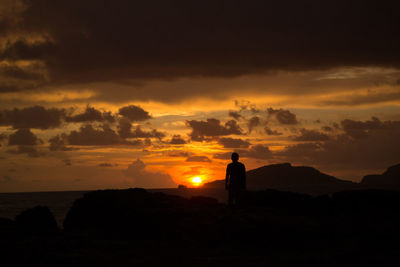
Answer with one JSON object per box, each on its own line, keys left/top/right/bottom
{"left": 226, "top": 152, "right": 246, "bottom": 206}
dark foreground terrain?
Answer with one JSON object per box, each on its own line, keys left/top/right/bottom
{"left": 1, "top": 188, "right": 400, "bottom": 266}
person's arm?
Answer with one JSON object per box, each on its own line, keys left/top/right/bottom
{"left": 225, "top": 165, "right": 229, "bottom": 190}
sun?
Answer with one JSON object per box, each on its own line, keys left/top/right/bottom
{"left": 191, "top": 176, "right": 202, "bottom": 186}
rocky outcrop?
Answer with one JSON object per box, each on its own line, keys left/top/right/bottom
{"left": 361, "top": 163, "right": 400, "bottom": 187}
{"left": 205, "top": 163, "right": 356, "bottom": 194}
{"left": 15, "top": 205, "right": 58, "bottom": 234}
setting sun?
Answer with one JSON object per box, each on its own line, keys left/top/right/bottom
{"left": 191, "top": 176, "right": 202, "bottom": 186}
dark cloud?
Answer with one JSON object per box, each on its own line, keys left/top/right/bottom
{"left": 123, "top": 159, "right": 176, "bottom": 188}
{"left": 247, "top": 116, "right": 261, "bottom": 133}
{"left": 0, "top": 133, "right": 7, "bottom": 142}
{"left": 244, "top": 144, "right": 273, "bottom": 160}
{"left": 267, "top": 108, "right": 298, "bottom": 125}
{"left": 169, "top": 135, "right": 186, "bottom": 145}
{"left": 63, "top": 159, "right": 72, "bottom": 166}
{"left": 264, "top": 126, "right": 283, "bottom": 136}
{"left": 213, "top": 151, "right": 237, "bottom": 160}
{"left": 228, "top": 111, "right": 242, "bottom": 120}
{"left": 187, "top": 118, "right": 243, "bottom": 141}
{"left": 279, "top": 117, "right": 400, "bottom": 170}
{"left": 98, "top": 163, "right": 116, "bottom": 167}
{"left": 7, "top": 146, "right": 42, "bottom": 157}
{"left": 0, "top": 106, "right": 65, "bottom": 129}
{"left": 234, "top": 100, "right": 259, "bottom": 114}
{"left": 0, "top": 64, "right": 45, "bottom": 81}
{"left": 118, "top": 105, "right": 151, "bottom": 122}
{"left": 48, "top": 135, "right": 75, "bottom": 151}
{"left": 66, "top": 106, "right": 115, "bottom": 123}
{"left": 218, "top": 137, "right": 250, "bottom": 148}
{"left": 8, "top": 128, "right": 39, "bottom": 146}
{"left": 213, "top": 145, "right": 272, "bottom": 160}
{"left": 322, "top": 126, "right": 333, "bottom": 132}
{"left": 117, "top": 119, "right": 164, "bottom": 139}
{"left": 165, "top": 151, "right": 191, "bottom": 158}
{"left": 291, "top": 128, "right": 330, "bottom": 141}
{"left": 186, "top": 155, "right": 212, "bottom": 163}
{"left": 3, "top": 0, "right": 398, "bottom": 92}
{"left": 66, "top": 124, "right": 140, "bottom": 146}
{"left": 341, "top": 116, "right": 384, "bottom": 139}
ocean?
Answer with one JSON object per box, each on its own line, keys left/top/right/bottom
{"left": 0, "top": 191, "right": 88, "bottom": 225}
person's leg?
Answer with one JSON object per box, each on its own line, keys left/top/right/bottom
{"left": 228, "top": 189, "right": 233, "bottom": 206}
{"left": 231, "top": 190, "right": 239, "bottom": 206}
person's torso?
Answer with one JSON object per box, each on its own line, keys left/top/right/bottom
{"left": 228, "top": 162, "right": 245, "bottom": 189}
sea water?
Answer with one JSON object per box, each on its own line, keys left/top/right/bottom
{"left": 0, "top": 191, "right": 88, "bottom": 225}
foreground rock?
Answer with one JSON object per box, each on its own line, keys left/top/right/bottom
{"left": 3, "top": 188, "right": 400, "bottom": 266}
{"left": 15, "top": 205, "right": 59, "bottom": 234}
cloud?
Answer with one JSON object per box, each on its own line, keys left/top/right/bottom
{"left": 321, "top": 90, "right": 400, "bottom": 106}
{"left": 267, "top": 108, "right": 298, "bottom": 125}
{"left": 278, "top": 117, "right": 400, "bottom": 170}
{"left": 0, "top": 133, "right": 7, "bottom": 142}
{"left": 165, "top": 151, "right": 191, "bottom": 158}
{"left": 63, "top": 159, "right": 72, "bottom": 166}
{"left": 97, "top": 163, "right": 116, "bottom": 167}
{"left": 291, "top": 128, "right": 330, "bottom": 141}
{"left": 264, "top": 126, "right": 283, "bottom": 136}
{"left": 213, "top": 151, "right": 240, "bottom": 160}
{"left": 118, "top": 105, "right": 151, "bottom": 122}
{"left": 213, "top": 145, "right": 272, "bottom": 160}
{"left": 66, "top": 124, "right": 140, "bottom": 146}
{"left": 217, "top": 137, "right": 250, "bottom": 148}
{"left": 187, "top": 118, "right": 243, "bottom": 141}
{"left": 247, "top": 116, "right": 261, "bottom": 133}
{"left": 3, "top": 0, "right": 399, "bottom": 94}
{"left": 7, "top": 146, "right": 43, "bottom": 157}
{"left": 234, "top": 100, "right": 260, "bottom": 114}
{"left": 48, "top": 135, "right": 75, "bottom": 151}
{"left": 186, "top": 156, "right": 212, "bottom": 163}
{"left": 123, "top": 159, "right": 176, "bottom": 188}
{"left": 341, "top": 116, "right": 384, "bottom": 139}
{"left": 66, "top": 106, "right": 115, "bottom": 123}
{"left": 228, "top": 111, "right": 242, "bottom": 120}
{"left": 244, "top": 144, "right": 273, "bottom": 160}
{"left": 0, "top": 106, "right": 65, "bottom": 129}
{"left": 0, "top": 175, "right": 15, "bottom": 184}
{"left": 8, "top": 128, "right": 40, "bottom": 146}
{"left": 169, "top": 134, "right": 186, "bottom": 144}
{"left": 0, "top": 64, "right": 45, "bottom": 81}
{"left": 117, "top": 119, "right": 164, "bottom": 139}
{"left": 321, "top": 126, "right": 333, "bottom": 132}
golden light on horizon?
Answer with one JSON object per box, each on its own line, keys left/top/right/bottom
{"left": 191, "top": 176, "right": 202, "bottom": 186}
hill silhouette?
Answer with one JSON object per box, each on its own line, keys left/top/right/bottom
{"left": 361, "top": 163, "right": 400, "bottom": 188}
{"left": 205, "top": 163, "right": 356, "bottom": 195}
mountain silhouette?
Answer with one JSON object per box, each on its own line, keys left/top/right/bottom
{"left": 205, "top": 163, "right": 356, "bottom": 195}
{"left": 361, "top": 163, "right": 400, "bottom": 188}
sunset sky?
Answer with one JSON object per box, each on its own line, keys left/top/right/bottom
{"left": 0, "top": 0, "right": 399, "bottom": 192}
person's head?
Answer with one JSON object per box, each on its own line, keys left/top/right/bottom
{"left": 231, "top": 152, "right": 239, "bottom": 162}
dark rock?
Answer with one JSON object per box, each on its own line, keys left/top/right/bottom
{"left": 0, "top": 217, "right": 17, "bottom": 237}
{"left": 15, "top": 205, "right": 58, "bottom": 234}
{"left": 63, "top": 188, "right": 222, "bottom": 239}
{"left": 361, "top": 163, "right": 400, "bottom": 187}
